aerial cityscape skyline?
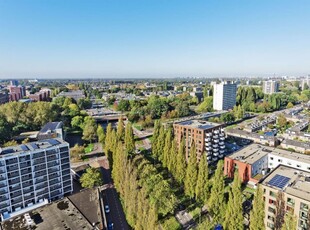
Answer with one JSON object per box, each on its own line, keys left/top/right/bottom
{"left": 1, "top": 0, "right": 310, "bottom": 78}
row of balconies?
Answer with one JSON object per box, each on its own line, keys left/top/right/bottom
{"left": 8, "top": 171, "right": 19, "bottom": 179}
{"left": 36, "top": 188, "right": 49, "bottom": 197}
{"left": 0, "top": 161, "right": 5, "bottom": 167}
{"left": 8, "top": 177, "right": 20, "bottom": 185}
{"left": 0, "top": 166, "right": 6, "bottom": 174}
{"left": 10, "top": 190, "right": 22, "bottom": 198}
{"left": 22, "top": 174, "right": 33, "bottom": 182}
{"left": 9, "top": 184, "right": 21, "bottom": 192}
{"left": 61, "top": 164, "right": 70, "bottom": 171}
{"left": 49, "top": 178, "right": 61, "bottom": 186}
{"left": 63, "top": 186, "right": 72, "bottom": 194}
{"left": 0, "top": 181, "right": 7, "bottom": 188}
{"left": 23, "top": 193, "right": 35, "bottom": 201}
{"left": 62, "top": 175, "right": 71, "bottom": 182}
{"left": 32, "top": 152, "right": 45, "bottom": 160}
{"left": 22, "top": 180, "right": 33, "bottom": 188}
{"left": 7, "top": 164, "right": 19, "bottom": 172}
{"left": 0, "top": 188, "right": 8, "bottom": 195}
{"left": 6, "top": 158, "right": 18, "bottom": 165}
{"left": 23, "top": 186, "right": 34, "bottom": 195}
{"left": 11, "top": 197, "right": 23, "bottom": 205}
{"left": 49, "top": 184, "right": 62, "bottom": 192}
{"left": 47, "top": 161, "right": 60, "bottom": 168}
{"left": 35, "top": 182, "right": 48, "bottom": 191}
{"left": 50, "top": 189, "right": 62, "bottom": 198}
{"left": 0, "top": 194, "right": 8, "bottom": 201}
{"left": 0, "top": 202, "right": 10, "bottom": 209}
{"left": 35, "top": 170, "right": 47, "bottom": 178}
{"left": 60, "top": 152, "right": 69, "bottom": 159}
{"left": 35, "top": 176, "right": 48, "bottom": 184}
{"left": 61, "top": 158, "right": 70, "bottom": 165}
{"left": 20, "top": 162, "right": 32, "bottom": 169}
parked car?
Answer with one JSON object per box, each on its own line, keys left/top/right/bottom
{"left": 107, "top": 221, "right": 114, "bottom": 230}
{"left": 105, "top": 205, "right": 110, "bottom": 214}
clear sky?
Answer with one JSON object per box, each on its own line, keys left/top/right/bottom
{"left": 0, "top": 0, "right": 309, "bottom": 79}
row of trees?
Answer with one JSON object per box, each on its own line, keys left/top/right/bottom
{"left": 102, "top": 120, "right": 180, "bottom": 229}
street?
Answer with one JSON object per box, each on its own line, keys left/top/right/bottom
{"left": 97, "top": 158, "right": 129, "bottom": 230}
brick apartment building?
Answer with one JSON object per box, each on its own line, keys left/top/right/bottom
{"left": 173, "top": 120, "right": 226, "bottom": 164}
{"left": 8, "top": 85, "right": 26, "bottom": 102}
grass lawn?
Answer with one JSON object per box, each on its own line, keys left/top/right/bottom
{"left": 84, "top": 143, "right": 94, "bottom": 154}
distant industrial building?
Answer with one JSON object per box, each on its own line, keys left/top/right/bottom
{"left": 173, "top": 120, "right": 226, "bottom": 164}
{"left": 262, "top": 80, "right": 279, "bottom": 94}
{"left": 213, "top": 81, "right": 237, "bottom": 111}
{"left": 0, "top": 139, "right": 72, "bottom": 221}
{"left": 56, "top": 90, "right": 85, "bottom": 102}
{"left": 261, "top": 165, "right": 310, "bottom": 230}
{"left": 224, "top": 144, "right": 310, "bottom": 185}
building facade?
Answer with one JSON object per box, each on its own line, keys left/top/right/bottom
{"left": 224, "top": 144, "right": 310, "bottom": 184}
{"left": 261, "top": 165, "right": 310, "bottom": 230}
{"left": 213, "top": 81, "right": 237, "bottom": 111}
{"left": 0, "top": 139, "right": 72, "bottom": 221}
{"left": 263, "top": 80, "right": 279, "bottom": 95}
{"left": 9, "top": 85, "right": 26, "bottom": 102}
{"left": 173, "top": 120, "right": 225, "bottom": 164}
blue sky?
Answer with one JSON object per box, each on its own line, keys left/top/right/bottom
{"left": 0, "top": 0, "right": 309, "bottom": 78}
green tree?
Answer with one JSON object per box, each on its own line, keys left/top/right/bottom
{"left": 117, "top": 116, "right": 125, "bottom": 140}
{"left": 286, "top": 102, "right": 294, "bottom": 109}
{"left": 97, "top": 125, "right": 105, "bottom": 146}
{"left": 249, "top": 186, "right": 265, "bottom": 230}
{"left": 224, "top": 171, "right": 243, "bottom": 230}
{"left": 104, "top": 123, "right": 113, "bottom": 155}
{"left": 71, "top": 115, "right": 84, "bottom": 130}
{"left": 80, "top": 167, "right": 103, "bottom": 188}
{"left": 175, "top": 137, "right": 187, "bottom": 184}
{"left": 70, "top": 144, "right": 85, "bottom": 161}
{"left": 197, "top": 96, "right": 213, "bottom": 112}
{"left": 2, "top": 140, "right": 18, "bottom": 147}
{"left": 162, "top": 128, "right": 173, "bottom": 166}
{"left": 208, "top": 160, "right": 226, "bottom": 224}
{"left": 195, "top": 153, "right": 210, "bottom": 204}
{"left": 275, "top": 191, "right": 286, "bottom": 230}
{"left": 281, "top": 210, "right": 297, "bottom": 230}
{"left": 82, "top": 116, "right": 97, "bottom": 142}
{"left": 184, "top": 143, "right": 198, "bottom": 199}
{"left": 168, "top": 139, "right": 177, "bottom": 173}
{"left": 153, "top": 125, "right": 165, "bottom": 160}
{"left": 125, "top": 122, "right": 135, "bottom": 154}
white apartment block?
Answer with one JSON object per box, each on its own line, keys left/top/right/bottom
{"left": 213, "top": 81, "right": 237, "bottom": 111}
{"left": 263, "top": 80, "right": 279, "bottom": 94}
{"left": 0, "top": 139, "right": 72, "bottom": 221}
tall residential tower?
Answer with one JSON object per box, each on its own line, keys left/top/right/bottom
{"left": 213, "top": 81, "right": 237, "bottom": 111}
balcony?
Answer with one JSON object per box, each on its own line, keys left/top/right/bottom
{"left": 213, "top": 148, "right": 219, "bottom": 152}
{"left": 33, "top": 159, "right": 46, "bottom": 165}
{"left": 0, "top": 161, "right": 5, "bottom": 167}
{"left": 11, "top": 197, "right": 23, "bottom": 205}
{"left": 9, "top": 184, "right": 21, "bottom": 192}
{"left": 49, "top": 178, "right": 61, "bottom": 186}
{"left": 207, "top": 156, "right": 212, "bottom": 161}
{"left": 32, "top": 152, "right": 45, "bottom": 159}
{"left": 50, "top": 184, "right": 62, "bottom": 191}
{"left": 47, "top": 155, "right": 58, "bottom": 162}
{"left": 24, "top": 193, "right": 35, "bottom": 201}
{"left": 50, "top": 189, "right": 62, "bottom": 198}
{"left": 213, "top": 139, "right": 219, "bottom": 143}
{"left": 0, "top": 203, "right": 9, "bottom": 209}
{"left": 48, "top": 166, "right": 60, "bottom": 174}
{"left": 7, "top": 164, "right": 18, "bottom": 172}
{"left": 213, "top": 135, "right": 219, "bottom": 139}
{"left": 23, "top": 187, "right": 34, "bottom": 194}
{"left": 0, "top": 167, "right": 6, "bottom": 174}
{"left": 219, "top": 154, "right": 224, "bottom": 158}
{"left": 8, "top": 177, "right": 20, "bottom": 185}
{"left": 61, "top": 164, "right": 70, "bottom": 170}
{"left": 64, "top": 186, "right": 72, "bottom": 193}
{"left": 33, "top": 165, "right": 46, "bottom": 172}
{"left": 34, "top": 170, "right": 47, "bottom": 178}
{"left": 220, "top": 145, "right": 225, "bottom": 149}
{"left": 0, "top": 188, "right": 8, "bottom": 195}
{"left": 22, "top": 174, "right": 33, "bottom": 182}
{"left": 6, "top": 158, "right": 18, "bottom": 165}
{"left": 213, "top": 152, "right": 219, "bottom": 157}
{"left": 219, "top": 141, "right": 225, "bottom": 146}
{"left": 35, "top": 183, "right": 48, "bottom": 191}
{"left": 205, "top": 138, "right": 211, "bottom": 142}
{"left": 22, "top": 180, "right": 33, "bottom": 188}
{"left": 21, "top": 168, "right": 32, "bottom": 175}
{"left": 213, "top": 144, "right": 218, "bottom": 148}
{"left": 213, "top": 130, "right": 219, "bottom": 134}
{"left": 49, "top": 173, "right": 60, "bottom": 180}
{"left": 220, "top": 150, "right": 225, "bottom": 154}
{"left": 60, "top": 152, "right": 69, "bottom": 159}
{"left": 35, "top": 176, "right": 47, "bottom": 184}
{"left": 206, "top": 147, "right": 212, "bottom": 151}
{"left": 62, "top": 175, "right": 71, "bottom": 182}
{"left": 8, "top": 171, "right": 19, "bottom": 179}
{"left": 20, "top": 162, "right": 32, "bottom": 169}
{"left": 47, "top": 161, "right": 60, "bottom": 168}
{"left": 0, "top": 194, "right": 8, "bottom": 200}
{"left": 10, "top": 191, "right": 22, "bottom": 198}
{"left": 220, "top": 137, "right": 225, "bottom": 141}
{"left": 61, "top": 158, "right": 70, "bottom": 164}
{"left": 62, "top": 169, "right": 70, "bottom": 176}
{"left": 213, "top": 157, "right": 218, "bottom": 162}
{"left": 0, "top": 175, "right": 6, "bottom": 181}
{"left": 0, "top": 182, "right": 7, "bottom": 188}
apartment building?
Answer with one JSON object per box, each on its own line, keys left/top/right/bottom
{"left": 9, "top": 85, "right": 26, "bottom": 102}
{"left": 56, "top": 90, "right": 85, "bottom": 102}
{"left": 263, "top": 80, "right": 279, "bottom": 95}
{"left": 224, "top": 144, "right": 310, "bottom": 184}
{"left": 213, "top": 81, "right": 237, "bottom": 111}
{"left": 261, "top": 165, "right": 310, "bottom": 230}
{"left": 173, "top": 120, "right": 225, "bottom": 164}
{"left": 28, "top": 88, "right": 51, "bottom": 102}
{"left": 0, "top": 138, "right": 72, "bottom": 221}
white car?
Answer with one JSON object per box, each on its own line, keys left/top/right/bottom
{"left": 105, "top": 205, "right": 110, "bottom": 213}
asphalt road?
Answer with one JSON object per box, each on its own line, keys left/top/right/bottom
{"left": 98, "top": 158, "right": 129, "bottom": 230}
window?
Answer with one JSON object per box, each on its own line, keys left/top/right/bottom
{"left": 270, "top": 157, "right": 274, "bottom": 160}
{"left": 269, "top": 191, "right": 276, "bottom": 197}
{"left": 267, "top": 222, "right": 275, "bottom": 229}
{"left": 296, "top": 165, "right": 301, "bottom": 168}
{"left": 287, "top": 197, "right": 295, "bottom": 206}
{"left": 300, "top": 211, "right": 308, "bottom": 219}
{"left": 269, "top": 199, "right": 276, "bottom": 205}
{"left": 300, "top": 202, "right": 309, "bottom": 211}
{"left": 267, "top": 215, "right": 275, "bottom": 222}
{"left": 278, "top": 159, "right": 282, "bottom": 162}
{"left": 287, "top": 162, "right": 292, "bottom": 166}
{"left": 268, "top": 207, "right": 276, "bottom": 214}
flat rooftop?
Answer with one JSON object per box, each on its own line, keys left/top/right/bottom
{"left": 1, "top": 198, "right": 93, "bottom": 230}
{"left": 39, "top": 122, "right": 63, "bottom": 134}
{"left": 175, "top": 119, "right": 222, "bottom": 130}
{"left": 226, "top": 143, "right": 310, "bottom": 165}
{"left": 0, "top": 138, "right": 68, "bottom": 158}
{"left": 282, "top": 139, "right": 310, "bottom": 149}
{"left": 261, "top": 165, "right": 310, "bottom": 202}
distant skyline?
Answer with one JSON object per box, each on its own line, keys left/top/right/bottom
{"left": 0, "top": 0, "right": 310, "bottom": 79}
